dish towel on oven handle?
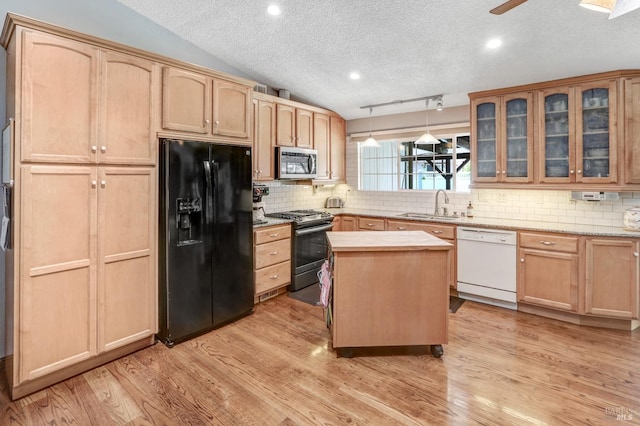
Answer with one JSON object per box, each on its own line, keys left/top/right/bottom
{"left": 318, "top": 260, "right": 332, "bottom": 308}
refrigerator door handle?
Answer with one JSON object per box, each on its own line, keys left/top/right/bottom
{"left": 204, "top": 161, "right": 214, "bottom": 224}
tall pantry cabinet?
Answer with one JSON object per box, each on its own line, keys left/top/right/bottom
{"left": 2, "top": 17, "right": 158, "bottom": 399}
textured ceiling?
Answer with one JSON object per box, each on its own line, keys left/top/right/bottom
{"left": 117, "top": 0, "right": 640, "bottom": 120}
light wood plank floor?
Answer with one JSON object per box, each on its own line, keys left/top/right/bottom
{"left": 1, "top": 295, "right": 639, "bottom": 425}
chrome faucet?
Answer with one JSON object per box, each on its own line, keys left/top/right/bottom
{"left": 434, "top": 189, "right": 449, "bottom": 216}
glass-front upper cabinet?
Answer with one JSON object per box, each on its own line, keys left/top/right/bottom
{"left": 539, "top": 81, "right": 617, "bottom": 183}
{"left": 503, "top": 93, "right": 533, "bottom": 182}
{"left": 577, "top": 80, "right": 617, "bottom": 183}
{"left": 471, "top": 93, "right": 532, "bottom": 183}
{"left": 472, "top": 99, "right": 499, "bottom": 181}
{"left": 539, "top": 87, "right": 574, "bottom": 183}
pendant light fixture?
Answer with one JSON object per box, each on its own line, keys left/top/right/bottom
{"left": 415, "top": 99, "right": 440, "bottom": 145}
{"left": 579, "top": 0, "right": 615, "bottom": 13}
{"left": 362, "top": 107, "right": 380, "bottom": 148}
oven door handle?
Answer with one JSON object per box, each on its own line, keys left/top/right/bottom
{"left": 295, "top": 223, "right": 334, "bottom": 236}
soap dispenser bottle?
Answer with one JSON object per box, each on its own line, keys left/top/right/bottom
{"left": 466, "top": 201, "right": 474, "bottom": 218}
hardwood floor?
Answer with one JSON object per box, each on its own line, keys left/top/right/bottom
{"left": 1, "top": 295, "right": 639, "bottom": 425}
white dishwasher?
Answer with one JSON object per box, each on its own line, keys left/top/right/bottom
{"left": 457, "top": 227, "right": 518, "bottom": 310}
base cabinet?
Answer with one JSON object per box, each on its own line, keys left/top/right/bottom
{"left": 254, "top": 224, "right": 292, "bottom": 297}
{"left": 19, "top": 165, "right": 157, "bottom": 384}
{"left": 518, "top": 232, "right": 579, "bottom": 312}
{"left": 585, "top": 238, "right": 639, "bottom": 319}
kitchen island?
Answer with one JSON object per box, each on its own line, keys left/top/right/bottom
{"left": 326, "top": 231, "right": 452, "bottom": 357}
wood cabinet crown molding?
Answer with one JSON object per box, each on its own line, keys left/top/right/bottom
{"left": 468, "top": 69, "right": 640, "bottom": 99}
{"left": 1, "top": 13, "right": 256, "bottom": 88}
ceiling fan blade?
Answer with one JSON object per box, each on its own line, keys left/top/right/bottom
{"left": 490, "top": 0, "right": 528, "bottom": 15}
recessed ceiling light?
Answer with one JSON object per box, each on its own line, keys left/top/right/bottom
{"left": 349, "top": 72, "right": 361, "bottom": 80}
{"left": 486, "top": 38, "right": 502, "bottom": 49}
{"left": 267, "top": 5, "right": 281, "bottom": 16}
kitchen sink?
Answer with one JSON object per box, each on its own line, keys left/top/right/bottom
{"left": 397, "top": 212, "right": 458, "bottom": 221}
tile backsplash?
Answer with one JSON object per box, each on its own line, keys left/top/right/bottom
{"left": 260, "top": 182, "right": 640, "bottom": 230}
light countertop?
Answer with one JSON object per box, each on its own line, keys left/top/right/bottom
{"left": 326, "top": 231, "right": 453, "bottom": 252}
{"left": 324, "top": 207, "right": 640, "bottom": 238}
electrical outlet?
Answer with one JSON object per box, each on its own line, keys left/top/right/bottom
{"left": 497, "top": 192, "right": 507, "bottom": 202}
{"left": 535, "top": 193, "right": 543, "bottom": 204}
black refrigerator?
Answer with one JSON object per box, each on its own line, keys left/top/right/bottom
{"left": 158, "top": 139, "right": 254, "bottom": 347}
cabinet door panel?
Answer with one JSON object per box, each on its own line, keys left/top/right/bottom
{"left": 295, "top": 108, "right": 313, "bottom": 148}
{"left": 314, "top": 113, "right": 330, "bottom": 179}
{"left": 20, "top": 165, "right": 97, "bottom": 380}
{"left": 624, "top": 77, "right": 640, "bottom": 184}
{"left": 162, "top": 67, "right": 210, "bottom": 133}
{"left": 254, "top": 100, "right": 276, "bottom": 181}
{"left": 329, "top": 116, "right": 346, "bottom": 181}
{"left": 213, "top": 79, "right": 251, "bottom": 139}
{"left": 276, "top": 104, "right": 295, "bottom": 146}
{"left": 472, "top": 99, "right": 500, "bottom": 181}
{"left": 101, "top": 51, "right": 158, "bottom": 165}
{"left": 538, "top": 88, "right": 575, "bottom": 183}
{"left": 585, "top": 239, "right": 639, "bottom": 319}
{"left": 503, "top": 93, "right": 533, "bottom": 182}
{"left": 21, "top": 30, "right": 98, "bottom": 163}
{"left": 518, "top": 248, "right": 578, "bottom": 312}
{"left": 98, "top": 168, "right": 156, "bottom": 352}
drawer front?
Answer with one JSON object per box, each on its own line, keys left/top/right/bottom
{"left": 255, "top": 224, "right": 291, "bottom": 244}
{"left": 255, "top": 238, "right": 291, "bottom": 268}
{"left": 387, "top": 219, "right": 455, "bottom": 239}
{"left": 358, "top": 217, "right": 385, "bottom": 231}
{"left": 255, "top": 261, "right": 291, "bottom": 294}
{"left": 519, "top": 232, "right": 579, "bottom": 253}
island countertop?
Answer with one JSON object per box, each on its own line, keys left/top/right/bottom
{"left": 326, "top": 230, "right": 453, "bottom": 252}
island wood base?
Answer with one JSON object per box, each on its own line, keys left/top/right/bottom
{"left": 328, "top": 231, "right": 452, "bottom": 354}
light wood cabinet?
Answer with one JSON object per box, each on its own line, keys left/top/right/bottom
{"left": 585, "top": 238, "right": 639, "bottom": 319}
{"left": 387, "top": 219, "right": 457, "bottom": 289}
{"left": 20, "top": 30, "right": 99, "bottom": 163}
{"left": 358, "top": 216, "right": 385, "bottom": 231}
{"left": 471, "top": 91, "right": 533, "bottom": 183}
{"left": 518, "top": 232, "right": 580, "bottom": 312}
{"left": 162, "top": 66, "right": 252, "bottom": 142}
{"left": 623, "top": 77, "right": 640, "bottom": 184}
{"left": 4, "top": 19, "right": 160, "bottom": 399}
{"left": 19, "top": 165, "right": 156, "bottom": 380}
{"left": 254, "top": 224, "right": 291, "bottom": 296}
{"left": 314, "top": 113, "right": 331, "bottom": 179}
{"left": 276, "top": 103, "right": 313, "bottom": 148}
{"left": 329, "top": 116, "right": 346, "bottom": 181}
{"left": 253, "top": 99, "right": 276, "bottom": 181}
{"left": 470, "top": 70, "right": 639, "bottom": 189}
{"left": 338, "top": 215, "right": 356, "bottom": 231}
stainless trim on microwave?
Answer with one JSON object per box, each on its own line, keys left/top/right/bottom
{"left": 276, "top": 146, "right": 318, "bottom": 179}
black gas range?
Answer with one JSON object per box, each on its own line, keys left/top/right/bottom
{"left": 265, "top": 209, "right": 334, "bottom": 292}
{"left": 266, "top": 209, "right": 334, "bottom": 229}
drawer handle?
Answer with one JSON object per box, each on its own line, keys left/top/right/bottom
{"left": 539, "top": 241, "right": 556, "bottom": 246}
{"left": 634, "top": 252, "right": 639, "bottom": 257}
{"left": 269, "top": 233, "right": 280, "bottom": 237}
{"left": 269, "top": 274, "right": 279, "bottom": 279}
{"left": 397, "top": 227, "right": 406, "bottom": 230}
{"left": 367, "top": 223, "right": 375, "bottom": 226}
{"left": 269, "top": 251, "right": 278, "bottom": 256}
{"left": 432, "top": 230, "right": 443, "bottom": 234}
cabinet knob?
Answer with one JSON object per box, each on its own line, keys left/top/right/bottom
{"left": 269, "top": 251, "right": 278, "bottom": 256}
{"left": 502, "top": 170, "right": 506, "bottom": 174}
{"left": 397, "top": 227, "right": 406, "bottom": 230}
{"left": 205, "top": 119, "right": 210, "bottom": 124}
{"left": 269, "top": 274, "right": 279, "bottom": 280}
{"left": 91, "top": 180, "right": 97, "bottom": 188}
{"left": 570, "top": 170, "right": 575, "bottom": 174}
{"left": 91, "top": 145, "right": 97, "bottom": 153}
{"left": 214, "top": 120, "right": 220, "bottom": 125}
{"left": 634, "top": 252, "right": 639, "bottom": 257}
{"left": 577, "top": 170, "right": 582, "bottom": 174}
{"left": 101, "top": 180, "right": 107, "bottom": 187}
{"left": 100, "top": 146, "right": 107, "bottom": 153}
{"left": 432, "top": 230, "right": 443, "bottom": 234}
{"left": 520, "top": 258, "right": 525, "bottom": 262}
{"left": 269, "top": 233, "right": 279, "bottom": 237}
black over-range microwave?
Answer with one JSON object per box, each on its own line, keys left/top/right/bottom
{"left": 276, "top": 146, "right": 318, "bottom": 179}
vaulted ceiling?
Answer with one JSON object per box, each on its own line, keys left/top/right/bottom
{"left": 117, "top": 0, "right": 640, "bottom": 119}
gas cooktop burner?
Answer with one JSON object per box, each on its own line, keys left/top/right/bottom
{"left": 266, "top": 209, "right": 333, "bottom": 225}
